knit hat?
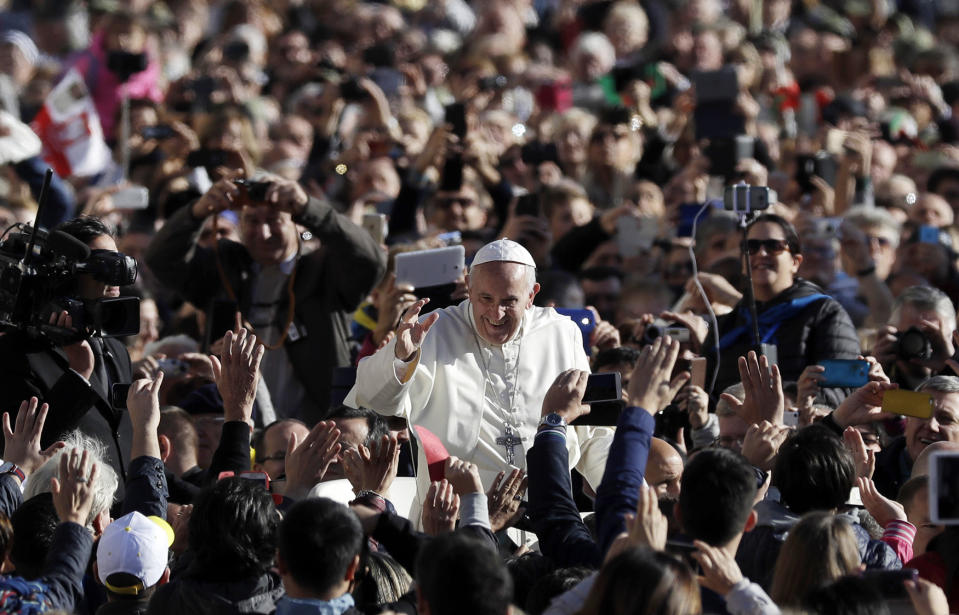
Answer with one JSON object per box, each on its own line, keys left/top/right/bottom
{"left": 96, "top": 512, "right": 173, "bottom": 595}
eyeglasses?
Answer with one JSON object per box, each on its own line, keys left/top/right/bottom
{"left": 865, "top": 235, "right": 893, "bottom": 249}
{"left": 746, "top": 239, "right": 790, "bottom": 255}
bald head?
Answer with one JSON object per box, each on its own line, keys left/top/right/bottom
{"left": 911, "top": 440, "right": 959, "bottom": 478}
{"left": 646, "top": 437, "right": 683, "bottom": 501}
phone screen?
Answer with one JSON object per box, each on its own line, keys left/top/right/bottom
{"left": 582, "top": 372, "right": 622, "bottom": 404}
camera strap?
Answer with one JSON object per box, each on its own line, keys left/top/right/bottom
{"left": 210, "top": 212, "right": 300, "bottom": 351}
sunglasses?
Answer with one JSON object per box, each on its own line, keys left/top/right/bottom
{"left": 746, "top": 239, "right": 790, "bottom": 255}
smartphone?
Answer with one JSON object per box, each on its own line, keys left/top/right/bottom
{"left": 783, "top": 410, "right": 800, "bottom": 427}
{"left": 724, "top": 185, "right": 770, "bottom": 212}
{"left": 112, "top": 185, "right": 149, "bottom": 210}
{"left": 110, "top": 383, "right": 131, "bottom": 409}
{"left": 106, "top": 50, "right": 147, "bottom": 79}
{"left": 616, "top": 216, "right": 658, "bottom": 258}
{"left": 666, "top": 539, "right": 701, "bottom": 574}
{"left": 445, "top": 102, "right": 467, "bottom": 139}
{"left": 141, "top": 124, "right": 176, "bottom": 140}
{"left": 689, "top": 357, "right": 707, "bottom": 389}
{"left": 204, "top": 299, "right": 239, "bottom": 352}
{"left": 818, "top": 359, "right": 869, "bottom": 388}
{"left": 217, "top": 471, "right": 271, "bottom": 490}
{"left": 881, "top": 389, "right": 933, "bottom": 419}
{"left": 582, "top": 372, "right": 622, "bottom": 404}
{"left": 362, "top": 213, "right": 388, "bottom": 244}
{"left": 555, "top": 308, "right": 596, "bottom": 356}
{"left": 515, "top": 193, "right": 541, "bottom": 218}
{"left": 928, "top": 450, "right": 959, "bottom": 525}
{"left": 394, "top": 245, "right": 465, "bottom": 289}
{"left": 919, "top": 225, "right": 940, "bottom": 244}
{"left": 439, "top": 155, "right": 464, "bottom": 192}
{"left": 571, "top": 399, "right": 625, "bottom": 425}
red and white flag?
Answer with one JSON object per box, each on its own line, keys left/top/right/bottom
{"left": 30, "top": 68, "right": 111, "bottom": 178}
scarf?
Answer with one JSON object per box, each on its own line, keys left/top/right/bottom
{"left": 718, "top": 293, "right": 830, "bottom": 350}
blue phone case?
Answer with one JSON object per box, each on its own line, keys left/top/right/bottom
{"left": 555, "top": 308, "right": 596, "bottom": 356}
{"left": 818, "top": 359, "right": 869, "bottom": 388}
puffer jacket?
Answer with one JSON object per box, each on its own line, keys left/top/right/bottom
{"left": 708, "top": 278, "right": 861, "bottom": 406}
{"left": 146, "top": 570, "right": 284, "bottom": 615}
{"left": 736, "top": 500, "right": 901, "bottom": 591}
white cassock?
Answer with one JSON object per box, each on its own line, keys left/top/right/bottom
{"left": 345, "top": 300, "right": 614, "bottom": 516}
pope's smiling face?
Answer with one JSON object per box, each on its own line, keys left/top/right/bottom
{"left": 468, "top": 261, "right": 539, "bottom": 345}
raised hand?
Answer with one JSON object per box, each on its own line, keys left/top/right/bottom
{"left": 833, "top": 380, "right": 898, "bottom": 428}
{"left": 127, "top": 373, "right": 164, "bottom": 460}
{"left": 394, "top": 298, "right": 440, "bottom": 362}
{"left": 444, "top": 456, "right": 483, "bottom": 495}
{"left": 487, "top": 468, "right": 527, "bottom": 533}
{"left": 51, "top": 448, "right": 98, "bottom": 526}
{"left": 2, "top": 398, "right": 65, "bottom": 480}
{"left": 210, "top": 328, "right": 265, "bottom": 426}
{"left": 541, "top": 369, "right": 591, "bottom": 424}
{"left": 624, "top": 485, "right": 667, "bottom": 551}
{"left": 904, "top": 577, "right": 949, "bottom": 615}
{"left": 720, "top": 351, "right": 783, "bottom": 426}
{"left": 741, "top": 420, "right": 790, "bottom": 472}
{"left": 283, "top": 421, "right": 341, "bottom": 500}
{"left": 857, "top": 476, "right": 907, "bottom": 527}
{"left": 692, "top": 540, "right": 745, "bottom": 596}
{"left": 342, "top": 433, "right": 400, "bottom": 495}
{"left": 676, "top": 385, "right": 709, "bottom": 430}
{"left": 627, "top": 336, "right": 688, "bottom": 414}
{"left": 422, "top": 479, "right": 460, "bottom": 536}
{"left": 844, "top": 427, "right": 876, "bottom": 479}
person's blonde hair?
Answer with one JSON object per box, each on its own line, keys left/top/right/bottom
{"left": 770, "top": 511, "right": 861, "bottom": 607}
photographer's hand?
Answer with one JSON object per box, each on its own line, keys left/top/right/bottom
{"left": 191, "top": 179, "right": 240, "bottom": 219}
{"left": 52, "top": 311, "right": 94, "bottom": 380}
{"left": 261, "top": 175, "right": 309, "bottom": 217}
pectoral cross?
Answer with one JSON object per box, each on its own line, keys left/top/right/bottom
{"left": 496, "top": 424, "right": 526, "bottom": 465}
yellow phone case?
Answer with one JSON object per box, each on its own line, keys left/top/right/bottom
{"left": 881, "top": 389, "right": 933, "bottom": 419}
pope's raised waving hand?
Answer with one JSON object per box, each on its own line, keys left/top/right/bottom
{"left": 395, "top": 298, "right": 441, "bottom": 362}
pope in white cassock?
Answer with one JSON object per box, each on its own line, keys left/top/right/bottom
{"left": 345, "top": 239, "right": 613, "bottom": 505}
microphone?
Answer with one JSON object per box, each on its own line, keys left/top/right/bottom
{"left": 47, "top": 230, "right": 91, "bottom": 262}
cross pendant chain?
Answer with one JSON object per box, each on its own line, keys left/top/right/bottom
{"left": 496, "top": 423, "right": 526, "bottom": 465}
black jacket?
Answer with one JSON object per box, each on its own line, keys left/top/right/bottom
{"left": 145, "top": 196, "right": 386, "bottom": 424}
{"left": 0, "top": 331, "right": 133, "bottom": 489}
{"left": 146, "top": 570, "right": 284, "bottom": 615}
{"left": 708, "top": 279, "right": 861, "bottom": 406}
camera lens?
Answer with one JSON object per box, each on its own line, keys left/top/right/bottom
{"left": 897, "top": 327, "right": 932, "bottom": 361}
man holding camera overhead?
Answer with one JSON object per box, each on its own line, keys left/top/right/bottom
{"left": 145, "top": 174, "right": 386, "bottom": 424}
{"left": 0, "top": 216, "right": 138, "bottom": 487}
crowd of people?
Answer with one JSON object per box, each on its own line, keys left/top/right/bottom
{"left": 0, "top": 0, "right": 956, "bottom": 613}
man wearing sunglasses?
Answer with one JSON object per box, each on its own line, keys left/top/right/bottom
{"left": 707, "top": 214, "right": 861, "bottom": 406}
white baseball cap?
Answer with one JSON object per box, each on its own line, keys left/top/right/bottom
{"left": 96, "top": 511, "right": 173, "bottom": 595}
{"left": 471, "top": 238, "right": 536, "bottom": 268}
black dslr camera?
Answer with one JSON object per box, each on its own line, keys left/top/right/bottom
{"left": 895, "top": 326, "right": 932, "bottom": 361}
{"left": 0, "top": 224, "right": 140, "bottom": 344}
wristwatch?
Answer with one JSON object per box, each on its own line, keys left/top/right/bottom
{"left": 539, "top": 413, "right": 568, "bottom": 429}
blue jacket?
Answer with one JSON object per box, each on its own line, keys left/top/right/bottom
{"left": 526, "top": 407, "right": 655, "bottom": 566}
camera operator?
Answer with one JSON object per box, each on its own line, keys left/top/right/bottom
{"left": 0, "top": 216, "right": 136, "bottom": 490}
{"left": 145, "top": 174, "right": 386, "bottom": 424}
{"left": 872, "top": 286, "right": 956, "bottom": 390}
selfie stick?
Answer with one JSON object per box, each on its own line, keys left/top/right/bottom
{"left": 729, "top": 183, "right": 776, "bottom": 362}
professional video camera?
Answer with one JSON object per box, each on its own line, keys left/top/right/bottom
{"left": 0, "top": 222, "right": 140, "bottom": 345}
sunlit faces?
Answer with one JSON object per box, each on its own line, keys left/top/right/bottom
{"left": 467, "top": 262, "right": 539, "bottom": 346}
{"left": 904, "top": 391, "right": 959, "bottom": 462}
{"left": 746, "top": 221, "right": 802, "bottom": 302}
{"left": 240, "top": 205, "right": 299, "bottom": 266}
{"left": 255, "top": 420, "right": 310, "bottom": 481}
